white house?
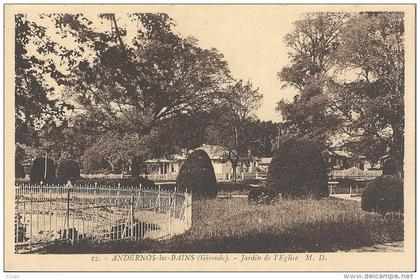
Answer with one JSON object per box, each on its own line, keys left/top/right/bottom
{"left": 144, "top": 144, "right": 237, "bottom": 181}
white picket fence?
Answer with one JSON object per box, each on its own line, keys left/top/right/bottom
{"left": 14, "top": 182, "right": 192, "bottom": 253}
{"left": 328, "top": 167, "right": 382, "bottom": 181}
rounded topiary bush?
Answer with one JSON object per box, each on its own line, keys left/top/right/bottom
{"left": 15, "top": 162, "right": 25, "bottom": 178}
{"left": 30, "top": 157, "right": 56, "bottom": 183}
{"left": 57, "top": 159, "right": 81, "bottom": 183}
{"left": 248, "top": 187, "right": 278, "bottom": 205}
{"left": 266, "top": 138, "right": 329, "bottom": 199}
{"left": 361, "top": 175, "right": 403, "bottom": 214}
{"left": 176, "top": 149, "right": 217, "bottom": 199}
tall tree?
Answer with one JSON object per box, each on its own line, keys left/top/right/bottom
{"left": 277, "top": 12, "right": 347, "bottom": 146}
{"left": 278, "top": 12, "right": 405, "bottom": 175}
{"left": 49, "top": 13, "right": 233, "bottom": 168}
{"left": 334, "top": 12, "right": 405, "bottom": 175}
{"left": 205, "top": 79, "right": 262, "bottom": 181}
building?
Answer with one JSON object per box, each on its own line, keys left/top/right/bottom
{"left": 144, "top": 144, "right": 234, "bottom": 181}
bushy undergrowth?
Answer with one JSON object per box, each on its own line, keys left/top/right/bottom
{"left": 30, "top": 157, "right": 56, "bottom": 183}
{"left": 15, "top": 162, "right": 25, "bottom": 178}
{"left": 248, "top": 187, "right": 278, "bottom": 205}
{"left": 40, "top": 198, "right": 403, "bottom": 254}
{"left": 57, "top": 160, "right": 81, "bottom": 183}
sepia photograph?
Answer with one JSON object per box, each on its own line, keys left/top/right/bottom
{"left": 3, "top": 3, "right": 416, "bottom": 272}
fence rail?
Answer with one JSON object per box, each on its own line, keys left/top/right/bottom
{"left": 14, "top": 182, "right": 192, "bottom": 253}
{"left": 81, "top": 172, "right": 268, "bottom": 183}
{"left": 328, "top": 167, "right": 382, "bottom": 181}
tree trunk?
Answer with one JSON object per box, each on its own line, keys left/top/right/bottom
{"left": 108, "top": 160, "right": 115, "bottom": 172}
{"left": 232, "top": 161, "right": 237, "bottom": 183}
{"left": 390, "top": 121, "right": 404, "bottom": 177}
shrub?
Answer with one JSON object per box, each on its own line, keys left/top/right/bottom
{"left": 248, "top": 187, "right": 278, "bottom": 205}
{"left": 361, "top": 175, "right": 403, "bottom": 214}
{"left": 57, "top": 160, "right": 81, "bottom": 183}
{"left": 30, "top": 157, "right": 55, "bottom": 183}
{"left": 266, "top": 138, "right": 329, "bottom": 199}
{"left": 15, "top": 162, "right": 25, "bottom": 178}
{"left": 176, "top": 149, "right": 217, "bottom": 199}
{"left": 131, "top": 156, "right": 147, "bottom": 177}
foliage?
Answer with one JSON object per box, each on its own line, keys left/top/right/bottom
{"left": 176, "top": 150, "right": 217, "bottom": 199}
{"left": 81, "top": 131, "right": 157, "bottom": 174}
{"left": 361, "top": 175, "right": 403, "bottom": 214}
{"left": 57, "top": 159, "right": 81, "bottom": 183}
{"left": 248, "top": 187, "right": 278, "bottom": 205}
{"left": 41, "top": 198, "right": 403, "bottom": 253}
{"left": 49, "top": 13, "right": 232, "bottom": 135}
{"left": 30, "top": 157, "right": 56, "bottom": 183}
{"left": 15, "top": 162, "right": 25, "bottom": 178}
{"left": 204, "top": 79, "right": 262, "bottom": 181}
{"left": 266, "top": 137, "right": 329, "bottom": 198}
{"left": 277, "top": 13, "right": 346, "bottom": 145}
{"left": 15, "top": 14, "right": 73, "bottom": 147}
{"left": 382, "top": 159, "right": 399, "bottom": 176}
{"left": 278, "top": 12, "right": 405, "bottom": 175}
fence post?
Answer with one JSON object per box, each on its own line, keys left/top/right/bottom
{"left": 30, "top": 192, "right": 33, "bottom": 247}
{"left": 130, "top": 186, "right": 135, "bottom": 239}
{"left": 168, "top": 192, "right": 172, "bottom": 238}
{"left": 15, "top": 193, "right": 19, "bottom": 245}
{"left": 66, "top": 186, "right": 71, "bottom": 243}
{"left": 158, "top": 185, "right": 161, "bottom": 213}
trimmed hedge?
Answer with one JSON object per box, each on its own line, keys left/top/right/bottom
{"left": 176, "top": 149, "right": 217, "bottom": 199}
{"left": 248, "top": 187, "right": 278, "bottom": 205}
{"left": 30, "top": 157, "right": 56, "bottom": 183}
{"left": 15, "top": 162, "right": 25, "bottom": 178}
{"left": 131, "top": 156, "right": 147, "bottom": 178}
{"left": 266, "top": 138, "right": 329, "bottom": 199}
{"left": 57, "top": 160, "right": 81, "bottom": 183}
{"left": 361, "top": 175, "right": 403, "bottom": 214}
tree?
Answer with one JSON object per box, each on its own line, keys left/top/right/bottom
{"left": 277, "top": 12, "right": 405, "bottom": 175}
{"left": 277, "top": 13, "right": 347, "bottom": 146}
{"left": 205, "top": 79, "right": 262, "bottom": 181}
{"left": 81, "top": 131, "right": 157, "bottom": 176}
{"left": 42, "top": 13, "right": 234, "bottom": 167}
{"left": 15, "top": 14, "right": 73, "bottom": 147}
{"left": 334, "top": 12, "right": 405, "bottom": 175}
{"left": 49, "top": 13, "right": 231, "bottom": 134}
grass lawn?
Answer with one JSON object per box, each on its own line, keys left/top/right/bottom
{"left": 40, "top": 197, "right": 403, "bottom": 253}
